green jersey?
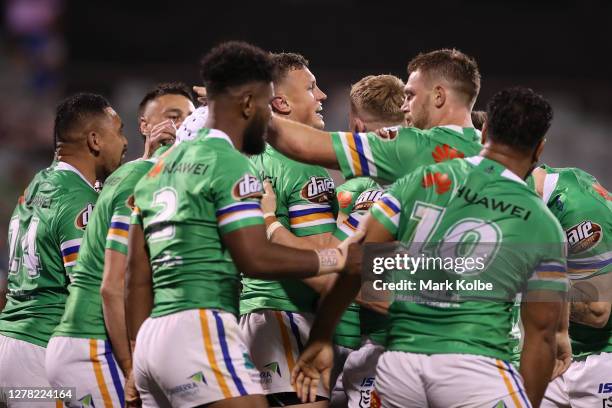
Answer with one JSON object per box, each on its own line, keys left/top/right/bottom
{"left": 240, "top": 145, "right": 337, "bottom": 315}
{"left": 333, "top": 179, "right": 382, "bottom": 349}
{"left": 53, "top": 159, "right": 156, "bottom": 339}
{"left": 0, "top": 162, "right": 98, "bottom": 347}
{"left": 331, "top": 126, "right": 482, "bottom": 184}
{"left": 543, "top": 166, "right": 612, "bottom": 357}
{"left": 370, "top": 156, "right": 567, "bottom": 361}
{"left": 134, "top": 129, "right": 264, "bottom": 317}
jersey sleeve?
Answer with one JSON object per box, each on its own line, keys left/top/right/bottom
{"left": 105, "top": 191, "right": 134, "bottom": 255}
{"left": 333, "top": 212, "right": 364, "bottom": 241}
{"left": 56, "top": 190, "right": 97, "bottom": 274}
{"left": 526, "top": 217, "right": 568, "bottom": 293}
{"left": 211, "top": 157, "right": 264, "bottom": 235}
{"left": 330, "top": 128, "right": 419, "bottom": 183}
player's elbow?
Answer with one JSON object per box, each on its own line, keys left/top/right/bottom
{"left": 100, "top": 279, "right": 123, "bottom": 302}
{"left": 587, "top": 302, "right": 611, "bottom": 328}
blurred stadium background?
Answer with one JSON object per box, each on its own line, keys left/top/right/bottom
{"left": 1, "top": 0, "right": 611, "bottom": 272}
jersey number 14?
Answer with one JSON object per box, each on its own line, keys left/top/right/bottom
{"left": 8, "top": 216, "right": 42, "bottom": 278}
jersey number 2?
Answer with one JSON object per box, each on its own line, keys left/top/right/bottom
{"left": 149, "top": 188, "right": 178, "bottom": 242}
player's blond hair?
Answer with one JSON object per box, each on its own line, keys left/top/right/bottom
{"left": 350, "top": 74, "right": 405, "bottom": 124}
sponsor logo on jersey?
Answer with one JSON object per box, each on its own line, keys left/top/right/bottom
{"left": 301, "top": 176, "right": 335, "bottom": 204}
{"left": 263, "top": 361, "right": 282, "bottom": 377}
{"left": 599, "top": 383, "right": 612, "bottom": 394}
{"left": 338, "top": 191, "right": 353, "bottom": 209}
{"left": 432, "top": 144, "right": 465, "bottom": 163}
{"left": 370, "top": 389, "right": 381, "bottom": 408}
{"left": 188, "top": 371, "right": 207, "bottom": 384}
{"left": 232, "top": 174, "right": 262, "bottom": 200}
{"left": 493, "top": 401, "right": 507, "bottom": 408}
{"left": 78, "top": 394, "right": 95, "bottom": 408}
{"left": 593, "top": 183, "right": 611, "bottom": 201}
{"left": 354, "top": 189, "right": 384, "bottom": 211}
{"left": 243, "top": 352, "right": 256, "bottom": 370}
{"left": 421, "top": 172, "right": 452, "bottom": 194}
{"left": 566, "top": 221, "right": 602, "bottom": 254}
{"left": 75, "top": 203, "right": 95, "bottom": 229}
{"left": 456, "top": 186, "right": 533, "bottom": 221}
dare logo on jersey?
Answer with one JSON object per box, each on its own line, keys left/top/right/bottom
{"left": 232, "top": 174, "right": 262, "bottom": 200}
{"left": 354, "top": 189, "right": 384, "bottom": 211}
{"left": 432, "top": 144, "right": 465, "bottom": 163}
{"left": 566, "top": 220, "right": 603, "bottom": 254}
{"left": 301, "top": 176, "right": 335, "bottom": 204}
{"left": 75, "top": 203, "right": 95, "bottom": 230}
{"left": 422, "top": 172, "right": 452, "bottom": 194}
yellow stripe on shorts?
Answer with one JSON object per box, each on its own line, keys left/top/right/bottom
{"left": 496, "top": 359, "right": 523, "bottom": 408}
{"left": 199, "top": 309, "right": 232, "bottom": 399}
{"left": 89, "top": 339, "right": 113, "bottom": 408}
{"left": 274, "top": 311, "right": 296, "bottom": 374}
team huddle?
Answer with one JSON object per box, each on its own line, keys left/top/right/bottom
{"left": 0, "top": 41, "right": 610, "bottom": 408}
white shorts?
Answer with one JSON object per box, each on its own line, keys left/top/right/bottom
{"left": 342, "top": 338, "right": 384, "bottom": 408}
{"left": 0, "top": 334, "right": 56, "bottom": 408}
{"left": 376, "top": 351, "right": 532, "bottom": 408}
{"left": 133, "top": 309, "right": 263, "bottom": 408}
{"left": 541, "top": 352, "right": 612, "bottom": 408}
{"left": 45, "top": 336, "right": 124, "bottom": 408}
{"left": 330, "top": 344, "right": 352, "bottom": 408}
{"left": 240, "top": 310, "right": 328, "bottom": 397}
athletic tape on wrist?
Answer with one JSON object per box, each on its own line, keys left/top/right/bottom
{"left": 266, "top": 221, "right": 283, "bottom": 240}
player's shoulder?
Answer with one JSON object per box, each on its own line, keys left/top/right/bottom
{"left": 43, "top": 162, "right": 97, "bottom": 199}
{"left": 262, "top": 143, "right": 329, "bottom": 176}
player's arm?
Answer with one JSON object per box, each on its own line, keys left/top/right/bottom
{"left": 551, "top": 301, "right": 571, "bottom": 379}
{"left": 519, "top": 293, "right": 563, "bottom": 407}
{"left": 568, "top": 272, "right": 612, "bottom": 328}
{"left": 267, "top": 115, "right": 338, "bottom": 168}
{"left": 125, "top": 217, "right": 153, "bottom": 348}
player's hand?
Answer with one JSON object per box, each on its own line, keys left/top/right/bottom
{"left": 193, "top": 86, "right": 207, "bottom": 105}
{"left": 142, "top": 119, "right": 176, "bottom": 159}
{"left": 125, "top": 371, "right": 142, "bottom": 407}
{"left": 551, "top": 330, "right": 572, "bottom": 379}
{"left": 261, "top": 178, "right": 277, "bottom": 215}
{"left": 338, "top": 231, "right": 365, "bottom": 276}
{"left": 290, "top": 339, "right": 334, "bottom": 403}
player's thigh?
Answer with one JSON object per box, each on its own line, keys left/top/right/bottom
{"left": 343, "top": 340, "right": 384, "bottom": 408}
{"left": 0, "top": 334, "right": 55, "bottom": 408}
{"left": 565, "top": 353, "right": 612, "bottom": 408}
{"left": 46, "top": 336, "right": 125, "bottom": 408}
{"left": 240, "top": 310, "right": 327, "bottom": 398}
{"left": 374, "top": 351, "right": 426, "bottom": 408}
{"left": 137, "top": 309, "right": 263, "bottom": 408}
{"left": 425, "top": 354, "right": 532, "bottom": 408}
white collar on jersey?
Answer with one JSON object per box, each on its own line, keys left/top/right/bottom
{"left": 56, "top": 161, "right": 96, "bottom": 190}
{"left": 542, "top": 173, "right": 560, "bottom": 204}
{"left": 205, "top": 128, "right": 235, "bottom": 148}
{"left": 465, "top": 156, "right": 527, "bottom": 185}
{"left": 440, "top": 125, "right": 482, "bottom": 141}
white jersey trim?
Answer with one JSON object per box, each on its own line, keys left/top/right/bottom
{"left": 542, "top": 173, "right": 560, "bottom": 204}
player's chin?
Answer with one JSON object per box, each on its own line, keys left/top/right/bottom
{"left": 312, "top": 115, "right": 325, "bottom": 130}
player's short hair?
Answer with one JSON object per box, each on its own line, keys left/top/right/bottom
{"left": 350, "top": 74, "right": 405, "bottom": 124}
{"left": 486, "top": 87, "right": 553, "bottom": 152}
{"left": 270, "top": 52, "right": 309, "bottom": 84}
{"left": 54, "top": 93, "right": 111, "bottom": 145}
{"left": 471, "top": 110, "right": 487, "bottom": 131}
{"left": 408, "top": 49, "right": 481, "bottom": 106}
{"left": 200, "top": 41, "right": 274, "bottom": 97}
{"left": 138, "top": 82, "right": 193, "bottom": 117}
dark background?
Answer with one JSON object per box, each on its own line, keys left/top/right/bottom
{"left": 1, "top": 0, "right": 611, "bottom": 271}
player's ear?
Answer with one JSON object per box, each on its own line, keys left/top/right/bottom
{"left": 354, "top": 117, "right": 367, "bottom": 133}
{"left": 270, "top": 95, "right": 291, "bottom": 115}
{"left": 87, "top": 131, "right": 102, "bottom": 156}
{"left": 433, "top": 85, "right": 446, "bottom": 108}
{"left": 241, "top": 92, "right": 254, "bottom": 119}
{"left": 138, "top": 116, "right": 148, "bottom": 137}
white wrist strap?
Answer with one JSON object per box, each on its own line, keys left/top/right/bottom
{"left": 266, "top": 221, "right": 283, "bottom": 240}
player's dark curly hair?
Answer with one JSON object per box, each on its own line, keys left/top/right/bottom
{"left": 486, "top": 87, "right": 553, "bottom": 152}
{"left": 271, "top": 52, "right": 309, "bottom": 83}
{"left": 54, "top": 93, "right": 111, "bottom": 147}
{"left": 138, "top": 82, "right": 194, "bottom": 117}
{"left": 200, "top": 41, "right": 274, "bottom": 97}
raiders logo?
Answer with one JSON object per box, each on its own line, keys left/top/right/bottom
{"left": 301, "top": 176, "right": 335, "bottom": 204}
{"left": 353, "top": 189, "right": 384, "bottom": 211}
{"left": 566, "top": 221, "right": 603, "bottom": 254}
{"left": 75, "top": 203, "right": 95, "bottom": 230}
{"left": 232, "top": 174, "right": 262, "bottom": 200}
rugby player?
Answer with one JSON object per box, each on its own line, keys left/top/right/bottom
{"left": 532, "top": 166, "right": 611, "bottom": 408}
{"left": 266, "top": 49, "right": 483, "bottom": 185}
{"left": 239, "top": 52, "right": 336, "bottom": 407}
{"left": 125, "top": 41, "right": 356, "bottom": 408}
{"left": 45, "top": 83, "right": 194, "bottom": 407}
{"left": 0, "top": 93, "right": 127, "bottom": 406}
{"left": 292, "top": 87, "right": 568, "bottom": 408}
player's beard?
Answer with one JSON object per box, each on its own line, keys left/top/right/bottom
{"left": 242, "top": 110, "right": 268, "bottom": 155}
{"left": 410, "top": 101, "right": 432, "bottom": 130}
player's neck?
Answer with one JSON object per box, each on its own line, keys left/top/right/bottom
{"left": 55, "top": 150, "right": 97, "bottom": 186}
{"left": 204, "top": 104, "right": 245, "bottom": 151}
{"left": 480, "top": 144, "right": 534, "bottom": 180}
{"left": 434, "top": 106, "right": 473, "bottom": 128}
